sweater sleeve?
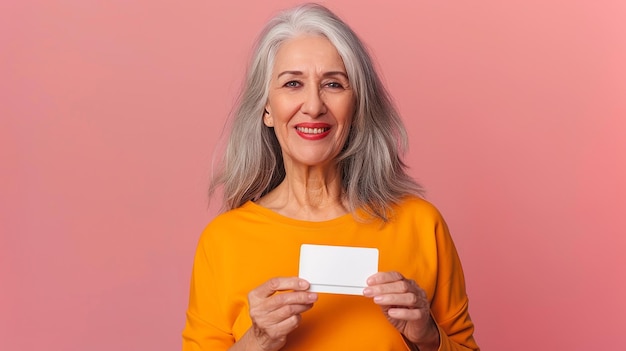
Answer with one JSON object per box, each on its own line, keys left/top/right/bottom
{"left": 182, "top": 228, "right": 236, "bottom": 350}
{"left": 431, "top": 212, "right": 480, "bottom": 351}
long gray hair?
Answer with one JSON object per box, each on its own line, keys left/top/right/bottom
{"left": 210, "top": 3, "right": 423, "bottom": 222}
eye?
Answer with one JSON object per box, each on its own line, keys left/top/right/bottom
{"left": 283, "top": 81, "right": 301, "bottom": 88}
{"left": 325, "top": 82, "right": 344, "bottom": 89}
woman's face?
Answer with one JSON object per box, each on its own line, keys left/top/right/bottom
{"left": 264, "top": 35, "right": 354, "bottom": 171}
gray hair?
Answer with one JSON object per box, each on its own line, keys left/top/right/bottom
{"left": 210, "top": 3, "right": 423, "bottom": 221}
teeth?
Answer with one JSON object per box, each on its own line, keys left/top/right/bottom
{"left": 297, "top": 127, "right": 329, "bottom": 134}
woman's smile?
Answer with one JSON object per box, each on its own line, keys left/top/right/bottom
{"left": 295, "top": 123, "right": 332, "bottom": 140}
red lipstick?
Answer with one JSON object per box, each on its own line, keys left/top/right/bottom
{"left": 294, "top": 123, "right": 331, "bottom": 140}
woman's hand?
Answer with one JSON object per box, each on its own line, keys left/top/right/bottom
{"left": 363, "top": 272, "right": 440, "bottom": 351}
{"left": 241, "top": 277, "right": 318, "bottom": 351}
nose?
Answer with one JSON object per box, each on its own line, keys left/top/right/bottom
{"left": 300, "top": 86, "right": 327, "bottom": 118}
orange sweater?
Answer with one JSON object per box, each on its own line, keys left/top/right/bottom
{"left": 183, "top": 197, "right": 479, "bottom": 350}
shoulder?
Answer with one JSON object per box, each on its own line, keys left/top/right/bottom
{"left": 390, "top": 196, "right": 460, "bottom": 259}
{"left": 198, "top": 202, "right": 262, "bottom": 245}
{"left": 207, "top": 201, "right": 268, "bottom": 227}
{"left": 387, "top": 195, "right": 452, "bottom": 241}
{"left": 392, "top": 195, "right": 445, "bottom": 222}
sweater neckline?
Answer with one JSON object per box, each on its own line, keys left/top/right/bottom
{"left": 242, "top": 201, "right": 356, "bottom": 228}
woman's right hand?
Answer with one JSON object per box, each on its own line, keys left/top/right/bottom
{"left": 241, "top": 277, "right": 318, "bottom": 351}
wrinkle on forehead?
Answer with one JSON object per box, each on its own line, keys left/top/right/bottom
{"left": 272, "top": 35, "right": 347, "bottom": 79}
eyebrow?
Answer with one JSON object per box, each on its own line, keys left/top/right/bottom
{"left": 277, "top": 70, "right": 349, "bottom": 79}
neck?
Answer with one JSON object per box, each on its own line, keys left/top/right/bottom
{"left": 257, "top": 164, "right": 348, "bottom": 221}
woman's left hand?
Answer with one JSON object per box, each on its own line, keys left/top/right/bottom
{"left": 363, "top": 271, "right": 440, "bottom": 351}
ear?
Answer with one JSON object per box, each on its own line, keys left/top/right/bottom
{"left": 263, "top": 105, "right": 274, "bottom": 127}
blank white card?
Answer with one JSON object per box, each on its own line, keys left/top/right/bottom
{"left": 298, "top": 244, "right": 379, "bottom": 295}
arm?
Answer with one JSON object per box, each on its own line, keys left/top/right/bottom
{"left": 182, "top": 236, "right": 234, "bottom": 350}
{"left": 429, "top": 216, "right": 479, "bottom": 351}
{"left": 182, "top": 231, "right": 317, "bottom": 351}
{"left": 364, "top": 208, "right": 479, "bottom": 351}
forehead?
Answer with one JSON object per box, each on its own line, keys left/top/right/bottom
{"left": 272, "top": 34, "right": 346, "bottom": 73}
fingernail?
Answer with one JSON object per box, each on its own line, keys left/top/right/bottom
{"left": 299, "top": 280, "right": 308, "bottom": 289}
{"left": 308, "top": 293, "right": 318, "bottom": 301}
{"left": 374, "top": 296, "right": 383, "bottom": 302}
{"left": 388, "top": 308, "right": 400, "bottom": 316}
{"left": 362, "top": 288, "right": 372, "bottom": 296}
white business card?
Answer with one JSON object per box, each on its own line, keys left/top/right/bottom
{"left": 298, "top": 244, "right": 379, "bottom": 295}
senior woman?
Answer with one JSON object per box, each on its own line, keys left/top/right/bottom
{"left": 183, "top": 3, "right": 479, "bottom": 351}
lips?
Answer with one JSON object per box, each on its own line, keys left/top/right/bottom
{"left": 295, "top": 123, "right": 332, "bottom": 140}
{"left": 296, "top": 126, "right": 330, "bottom": 134}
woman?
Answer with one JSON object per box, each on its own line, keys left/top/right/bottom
{"left": 183, "top": 3, "right": 479, "bottom": 351}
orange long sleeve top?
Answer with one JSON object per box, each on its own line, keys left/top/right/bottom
{"left": 183, "top": 197, "right": 479, "bottom": 350}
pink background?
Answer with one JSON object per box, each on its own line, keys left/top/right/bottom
{"left": 2, "top": 1, "right": 625, "bottom": 350}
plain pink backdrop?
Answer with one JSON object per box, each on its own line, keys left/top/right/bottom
{"left": 2, "top": 1, "right": 625, "bottom": 350}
